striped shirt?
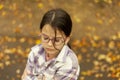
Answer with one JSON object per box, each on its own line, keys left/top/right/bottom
{"left": 22, "top": 44, "right": 80, "bottom": 80}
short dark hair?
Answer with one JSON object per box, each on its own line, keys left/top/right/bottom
{"left": 40, "top": 8, "right": 72, "bottom": 37}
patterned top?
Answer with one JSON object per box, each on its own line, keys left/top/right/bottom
{"left": 22, "top": 44, "right": 80, "bottom": 80}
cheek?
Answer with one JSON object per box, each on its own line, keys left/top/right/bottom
{"left": 41, "top": 42, "right": 64, "bottom": 51}
{"left": 55, "top": 44, "right": 64, "bottom": 50}
{"left": 41, "top": 43, "right": 47, "bottom": 48}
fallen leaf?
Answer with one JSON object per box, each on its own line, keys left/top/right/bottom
{"left": 28, "top": 13, "right": 32, "bottom": 19}
{"left": 19, "top": 37, "right": 26, "bottom": 43}
{"left": 2, "top": 11, "right": 6, "bottom": 16}
{"left": 5, "top": 61, "right": 11, "bottom": 66}
{"left": 16, "top": 69, "right": 21, "bottom": 74}
{"left": 0, "top": 63, "right": 4, "bottom": 69}
{"left": 38, "top": 3, "right": 43, "bottom": 8}
{"left": 14, "top": 27, "right": 21, "bottom": 33}
{"left": 108, "top": 41, "right": 115, "bottom": 49}
{"left": 97, "top": 19, "right": 103, "bottom": 24}
{"left": 0, "top": 4, "right": 3, "bottom": 10}
{"left": 35, "top": 39, "right": 41, "bottom": 44}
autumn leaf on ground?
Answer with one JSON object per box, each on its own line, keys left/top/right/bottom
{"left": 38, "top": 3, "right": 43, "bottom": 8}
{"left": 0, "top": 63, "right": 4, "bottom": 69}
{"left": 1, "top": 11, "right": 6, "bottom": 16}
{"left": 108, "top": 41, "right": 115, "bottom": 49}
{"left": 71, "top": 40, "right": 81, "bottom": 49}
{"left": 97, "top": 19, "right": 103, "bottom": 24}
{"left": 28, "top": 13, "right": 32, "bottom": 19}
{"left": 0, "top": 52, "right": 4, "bottom": 60}
{"left": 19, "top": 37, "right": 26, "bottom": 43}
{"left": 35, "top": 39, "right": 41, "bottom": 44}
{"left": 13, "top": 27, "right": 22, "bottom": 33}
{"left": 0, "top": 4, "right": 3, "bottom": 10}
{"left": 118, "top": 1, "right": 120, "bottom": 6}
{"left": 74, "top": 15, "right": 81, "bottom": 23}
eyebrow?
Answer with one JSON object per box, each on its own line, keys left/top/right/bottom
{"left": 41, "top": 33, "right": 63, "bottom": 38}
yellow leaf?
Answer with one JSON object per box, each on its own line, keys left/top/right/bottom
{"left": 0, "top": 63, "right": 4, "bottom": 69}
{"left": 14, "top": 27, "right": 21, "bottom": 33}
{"left": 0, "top": 52, "right": 4, "bottom": 59}
{"left": 35, "top": 39, "right": 41, "bottom": 44}
{"left": 81, "top": 70, "right": 93, "bottom": 76}
{"left": 77, "top": 54, "right": 82, "bottom": 63}
{"left": 38, "top": 3, "right": 43, "bottom": 8}
{"left": 104, "top": 0, "right": 112, "bottom": 4}
{"left": 117, "top": 32, "right": 120, "bottom": 38}
{"left": 74, "top": 15, "right": 81, "bottom": 23}
{"left": 0, "top": 4, "right": 3, "bottom": 10}
{"left": 11, "top": 48, "right": 17, "bottom": 53}
{"left": 16, "top": 69, "right": 21, "bottom": 74}
{"left": 93, "top": 35, "right": 100, "bottom": 41}
{"left": 4, "top": 48, "right": 12, "bottom": 54}
{"left": 12, "top": 20, "right": 16, "bottom": 24}
{"left": 106, "top": 56, "right": 112, "bottom": 63}
{"left": 108, "top": 41, "right": 115, "bottom": 49}
{"left": 118, "top": 1, "right": 120, "bottom": 6}
{"left": 2, "top": 11, "right": 6, "bottom": 16}
{"left": 109, "top": 17, "right": 115, "bottom": 24}
{"left": 25, "top": 48, "right": 30, "bottom": 53}
{"left": 19, "top": 37, "right": 26, "bottom": 43}
{"left": 81, "top": 71, "right": 88, "bottom": 76}
{"left": 98, "top": 54, "right": 106, "bottom": 60}
{"left": 97, "top": 19, "right": 103, "bottom": 24}
{"left": 117, "top": 42, "right": 120, "bottom": 48}
{"left": 28, "top": 13, "right": 32, "bottom": 19}
{"left": 5, "top": 61, "right": 11, "bottom": 66}
{"left": 111, "top": 35, "right": 117, "bottom": 40}
{"left": 4, "top": 36, "right": 10, "bottom": 42}
{"left": 93, "top": 61, "right": 99, "bottom": 66}
{"left": 71, "top": 40, "right": 81, "bottom": 48}
{"left": 95, "top": 73, "right": 103, "bottom": 78}
{"left": 17, "top": 48, "right": 23, "bottom": 55}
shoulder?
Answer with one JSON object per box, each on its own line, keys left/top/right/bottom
{"left": 31, "top": 44, "right": 43, "bottom": 51}
{"left": 29, "top": 44, "right": 44, "bottom": 57}
{"left": 63, "top": 45, "right": 79, "bottom": 69}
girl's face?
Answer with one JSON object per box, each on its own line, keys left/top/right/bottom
{"left": 41, "top": 24, "right": 70, "bottom": 56}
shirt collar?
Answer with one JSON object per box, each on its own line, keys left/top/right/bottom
{"left": 31, "top": 44, "right": 44, "bottom": 55}
{"left": 55, "top": 45, "right": 69, "bottom": 63}
{"left": 31, "top": 44, "right": 70, "bottom": 63}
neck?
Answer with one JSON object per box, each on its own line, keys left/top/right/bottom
{"left": 45, "top": 53, "right": 57, "bottom": 61}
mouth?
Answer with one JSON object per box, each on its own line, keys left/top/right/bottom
{"left": 46, "top": 48, "right": 54, "bottom": 51}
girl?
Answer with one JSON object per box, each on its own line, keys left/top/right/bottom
{"left": 22, "top": 8, "right": 80, "bottom": 80}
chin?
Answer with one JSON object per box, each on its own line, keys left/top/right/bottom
{"left": 45, "top": 50, "right": 55, "bottom": 54}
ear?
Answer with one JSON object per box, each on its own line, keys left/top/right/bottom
{"left": 38, "top": 31, "right": 42, "bottom": 37}
{"left": 65, "top": 36, "right": 70, "bottom": 45}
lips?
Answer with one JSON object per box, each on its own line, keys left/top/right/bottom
{"left": 46, "top": 48, "right": 54, "bottom": 51}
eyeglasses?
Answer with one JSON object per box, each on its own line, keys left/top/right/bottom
{"left": 40, "top": 33, "right": 65, "bottom": 45}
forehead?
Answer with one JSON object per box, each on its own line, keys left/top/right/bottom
{"left": 41, "top": 24, "right": 63, "bottom": 37}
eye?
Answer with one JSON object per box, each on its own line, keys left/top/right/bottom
{"left": 55, "top": 38, "right": 61, "bottom": 42}
{"left": 43, "top": 37, "right": 49, "bottom": 40}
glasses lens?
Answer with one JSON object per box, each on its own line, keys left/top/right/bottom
{"left": 54, "top": 38, "right": 64, "bottom": 45}
{"left": 41, "top": 36, "right": 49, "bottom": 43}
{"left": 41, "top": 34, "right": 65, "bottom": 45}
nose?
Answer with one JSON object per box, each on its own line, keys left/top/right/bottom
{"left": 48, "top": 40, "right": 53, "bottom": 46}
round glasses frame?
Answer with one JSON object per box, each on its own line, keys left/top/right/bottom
{"left": 40, "top": 33, "right": 65, "bottom": 45}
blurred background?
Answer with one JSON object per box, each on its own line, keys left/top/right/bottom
{"left": 0, "top": 0, "right": 120, "bottom": 80}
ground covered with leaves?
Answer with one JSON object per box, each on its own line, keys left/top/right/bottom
{"left": 0, "top": 0, "right": 120, "bottom": 80}
{"left": 0, "top": 35, "right": 120, "bottom": 80}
